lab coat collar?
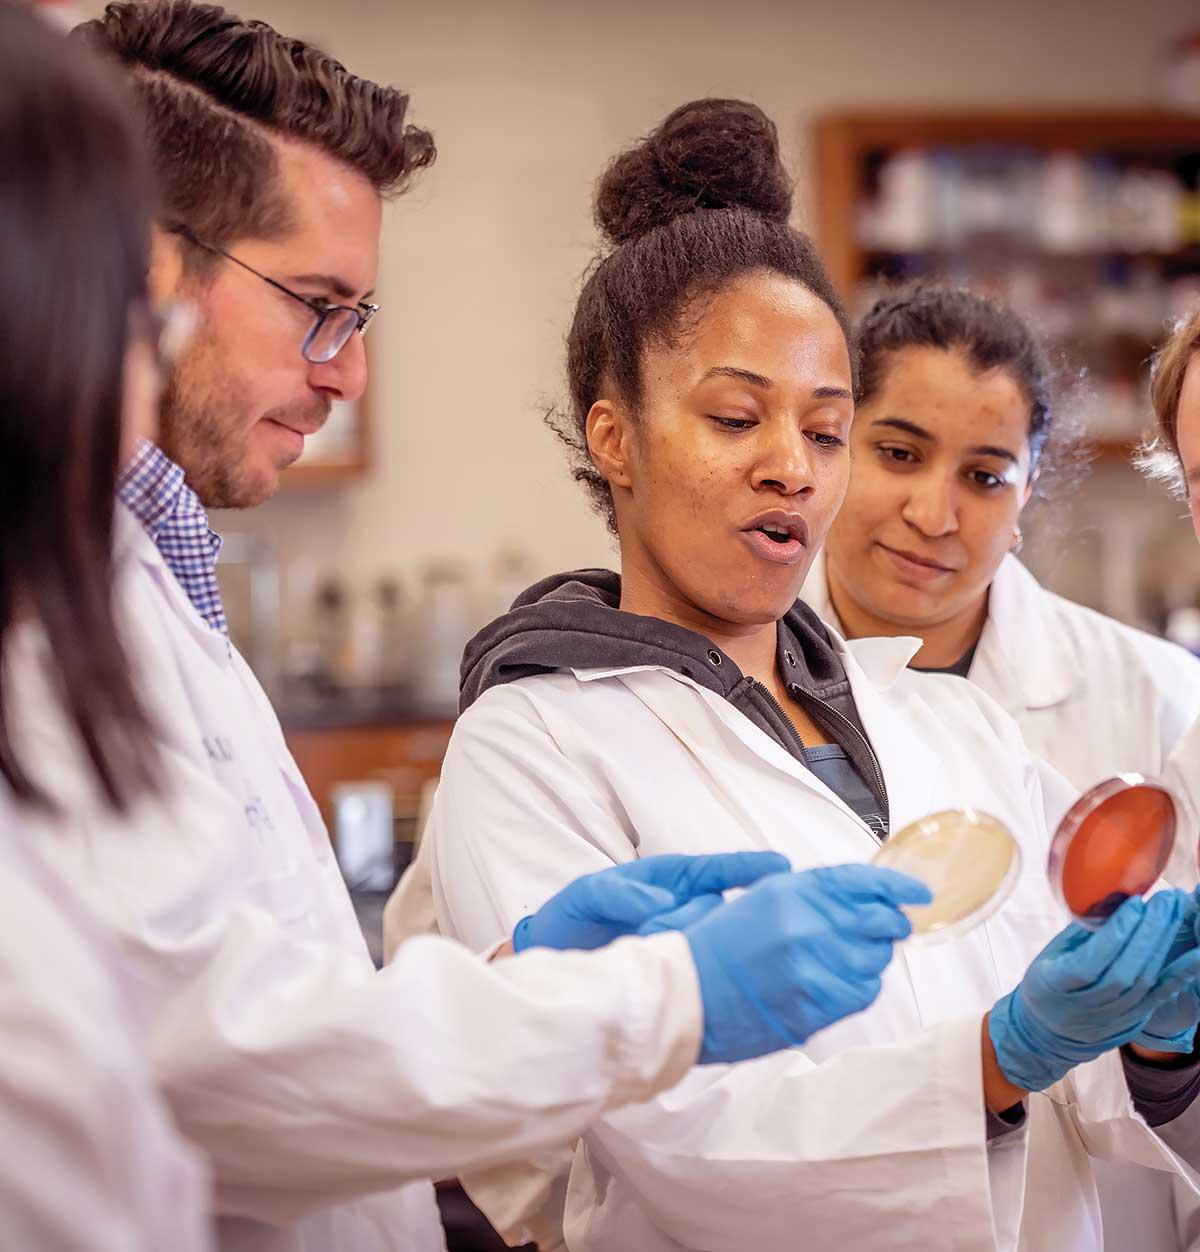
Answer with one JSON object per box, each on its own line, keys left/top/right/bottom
{"left": 800, "top": 550, "right": 922, "bottom": 688}
{"left": 976, "top": 554, "right": 1078, "bottom": 713}
{"left": 571, "top": 629, "right": 941, "bottom": 837}
{"left": 802, "top": 549, "right": 1077, "bottom": 713}
{"left": 115, "top": 501, "right": 230, "bottom": 664}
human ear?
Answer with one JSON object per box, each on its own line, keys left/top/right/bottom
{"left": 586, "top": 398, "right": 636, "bottom": 491}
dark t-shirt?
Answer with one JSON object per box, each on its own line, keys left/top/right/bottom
{"left": 911, "top": 640, "right": 979, "bottom": 680}
{"left": 805, "top": 743, "right": 888, "bottom": 841}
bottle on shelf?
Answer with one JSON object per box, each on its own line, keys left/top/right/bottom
{"left": 411, "top": 561, "right": 474, "bottom": 716}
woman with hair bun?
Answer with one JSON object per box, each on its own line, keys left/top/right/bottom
{"left": 423, "top": 99, "right": 1200, "bottom": 1252}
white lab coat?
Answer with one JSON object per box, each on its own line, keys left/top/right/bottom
{"left": 0, "top": 804, "right": 212, "bottom": 1252}
{"left": 4, "top": 506, "right": 707, "bottom": 1252}
{"left": 426, "top": 632, "right": 1200, "bottom": 1252}
{"left": 803, "top": 550, "right": 1200, "bottom": 1251}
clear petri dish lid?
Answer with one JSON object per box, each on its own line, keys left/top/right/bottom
{"left": 1047, "top": 773, "right": 1177, "bottom": 928}
{"left": 871, "top": 808, "right": 1021, "bottom": 942}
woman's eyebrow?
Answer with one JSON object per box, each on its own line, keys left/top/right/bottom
{"left": 871, "top": 416, "right": 1018, "bottom": 463}
{"left": 701, "top": 366, "right": 773, "bottom": 388}
{"left": 871, "top": 416, "right": 934, "bottom": 441}
{"left": 699, "top": 368, "right": 852, "bottom": 403}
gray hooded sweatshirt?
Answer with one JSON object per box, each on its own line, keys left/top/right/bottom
{"left": 459, "top": 568, "right": 889, "bottom": 838}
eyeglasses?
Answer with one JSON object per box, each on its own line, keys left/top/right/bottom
{"left": 169, "top": 226, "right": 379, "bottom": 365}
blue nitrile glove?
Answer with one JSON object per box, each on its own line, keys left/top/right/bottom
{"left": 682, "top": 863, "right": 933, "bottom": 1065}
{"left": 989, "top": 890, "right": 1200, "bottom": 1091}
{"left": 1133, "top": 888, "right": 1200, "bottom": 1052}
{"left": 512, "top": 851, "right": 791, "bottom": 953}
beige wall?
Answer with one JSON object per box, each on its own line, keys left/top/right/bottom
{"left": 88, "top": 0, "right": 1200, "bottom": 623}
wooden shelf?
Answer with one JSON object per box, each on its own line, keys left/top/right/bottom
{"left": 811, "top": 108, "right": 1200, "bottom": 470}
{"left": 812, "top": 108, "right": 1200, "bottom": 297}
{"left": 1090, "top": 439, "right": 1142, "bottom": 462}
{"left": 281, "top": 342, "right": 375, "bottom": 489}
{"left": 282, "top": 460, "right": 369, "bottom": 488}
{"left": 285, "top": 718, "right": 453, "bottom": 827}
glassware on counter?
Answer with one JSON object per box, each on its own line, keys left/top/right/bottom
{"left": 411, "top": 560, "right": 474, "bottom": 715}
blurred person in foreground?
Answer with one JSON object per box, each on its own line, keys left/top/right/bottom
{"left": 0, "top": 5, "right": 211, "bottom": 1248}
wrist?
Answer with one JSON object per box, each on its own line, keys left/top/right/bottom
{"left": 1127, "top": 1040, "right": 1198, "bottom": 1066}
{"left": 982, "top": 1012, "right": 1029, "bottom": 1114}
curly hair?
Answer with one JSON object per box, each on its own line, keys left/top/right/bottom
{"left": 73, "top": 0, "right": 436, "bottom": 252}
{"left": 553, "top": 98, "right": 852, "bottom": 535}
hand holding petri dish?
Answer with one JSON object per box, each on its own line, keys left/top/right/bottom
{"left": 1047, "top": 773, "right": 1178, "bottom": 926}
{"left": 871, "top": 773, "right": 1182, "bottom": 943}
{"left": 871, "top": 809, "right": 1021, "bottom": 940}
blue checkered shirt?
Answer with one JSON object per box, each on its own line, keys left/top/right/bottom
{"left": 117, "top": 439, "right": 229, "bottom": 637}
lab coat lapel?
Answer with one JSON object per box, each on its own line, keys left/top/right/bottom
{"left": 838, "top": 635, "right": 945, "bottom": 835}
{"left": 800, "top": 552, "right": 945, "bottom": 827}
{"left": 972, "top": 555, "right": 1078, "bottom": 717}
{"left": 117, "top": 504, "right": 229, "bottom": 664}
{"left": 606, "top": 667, "right": 881, "bottom": 851}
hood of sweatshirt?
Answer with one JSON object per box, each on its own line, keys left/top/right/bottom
{"left": 458, "top": 568, "right": 888, "bottom": 821}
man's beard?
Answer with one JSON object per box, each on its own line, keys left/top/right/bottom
{"left": 158, "top": 360, "right": 256, "bottom": 510}
{"left": 158, "top": 337, "right": 329, "bottom": 511}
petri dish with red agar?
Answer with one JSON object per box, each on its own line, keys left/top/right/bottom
{"left": 872, "top": 808, "right": 1021, "bottom": 940}
{"left": 1047, "top": 773, "right": 1177, "bottom": 926}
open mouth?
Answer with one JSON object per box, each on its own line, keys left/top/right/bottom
{"left": 740, "top": 513, "right": 809, "bottom": 566}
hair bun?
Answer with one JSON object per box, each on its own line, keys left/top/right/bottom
{"left": 595, "top": 97, "right": 792, "bottom": 247}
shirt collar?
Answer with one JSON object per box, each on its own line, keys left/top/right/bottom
{"left": 116, "top": 439, "right": 189, "bottom": 534}
{"left": 116, "top": 439, "right": 228, "bottom": 637}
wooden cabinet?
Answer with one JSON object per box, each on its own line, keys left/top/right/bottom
{"left": 284, "top": 718, "right": 454, "bottom": 829}
{"left": 810, "top": 109, "right": 1200, "bottom": 460}
{"left": 282, "top": 348, "right": 373, "bottom": 488}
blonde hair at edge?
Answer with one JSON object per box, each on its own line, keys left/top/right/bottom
{"left": 1146, "top": 308, "right": 1200, "bottom": 492}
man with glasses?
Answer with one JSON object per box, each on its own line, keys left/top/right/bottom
{"left": 1, "top": 6, "right": 931, "bottom": 1252}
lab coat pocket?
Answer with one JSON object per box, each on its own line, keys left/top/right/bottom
{"left": 985, "top": 902, "right": 1065, "bottom": 997}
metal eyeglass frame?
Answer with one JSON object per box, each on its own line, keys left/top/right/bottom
{"left": 168, "top": 225, "right": 379, "bottom": 364}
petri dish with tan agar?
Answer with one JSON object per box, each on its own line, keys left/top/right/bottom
{"left": 872, "top": 808, "right": 1021, "bottom": 940}
{"left": 1047, "top": 774, "right": 1177, "bottom": 927}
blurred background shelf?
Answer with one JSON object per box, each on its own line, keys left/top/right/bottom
{"left": 811, "top": 107, "right": 1200, "bottom": 634}
{"left": 814, "top": 111, "right": 1200, "bottom": 434}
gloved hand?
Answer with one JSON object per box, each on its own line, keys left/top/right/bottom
{"left": 682, "top": 863, "right": 932, "bottom": 1065}
{"left": 989, "top": 890, "right": 1200, "bottom": 1091}
{"left": 1132, "top": 887, "right": 1200, "bottom": 1052}
{"left": 512, "top": 851, "right": 791, "bottom": 953}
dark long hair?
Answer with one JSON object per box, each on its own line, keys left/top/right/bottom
{"left": 0, "top": 1, "right": 157, "bottom": 809}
